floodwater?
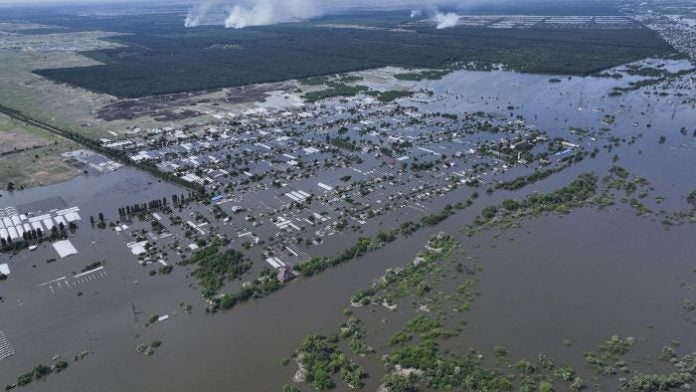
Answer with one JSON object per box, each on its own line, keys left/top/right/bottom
{"left": 1, "top": 60, "right": 695, "bottom": 391}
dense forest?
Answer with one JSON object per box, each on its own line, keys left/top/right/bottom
{"left": 26, "top": 9, "right": 676, "bottom": 98}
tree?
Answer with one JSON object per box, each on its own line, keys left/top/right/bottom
{"left": 312, "top": 369, "right": 335, "bottom": 390}
{"left": 539, "top": 381, "right": 553, "bottom": 392}
{"left": 382, "top": 374, "right": 419, "bottom": 392}
{"left": 687, "top": 190, "right": 696, "bottom": 209}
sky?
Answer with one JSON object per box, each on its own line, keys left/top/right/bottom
{"left": 0, "top": 0, "right": 470, "bottom": 6}
{"left": 0, "top": 0, "right": 172, "bottom": 4}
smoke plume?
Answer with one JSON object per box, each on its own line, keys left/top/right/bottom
{"left": 224, "top": 0, "right": 320, "bottom": 29}
{"left": 185, "top": 1, "right": 217, "bottom": 28}
{"left": 184, "top": 0, "right": 473, "bottom": 29}
{"left": 432, "top": 11, "right": 460, "bottom": 28}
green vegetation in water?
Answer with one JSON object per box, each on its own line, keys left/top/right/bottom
{"left": 209, "top": 267, "right": 282, "bottom": 312}
{"left": 212, "top": 200, "right": 473, "bottom": 312}
{"left": 295, "top": 203, "right": 465, "bottom": 278}
{"left": 600, "top": 166, "right": 696, "bottom": 225}
{"left": 284, "top": 234, "right": 591, "bottom": 391}
{"left": 611, "top": 68, "right": 695, "bottom": 94}
{"left": 394, "top": 69, "right": 451, "bottom": 81}
{"left": 367, "top": 90, "right": 413, "bottom": 103}
{"left": 295, "top": 232, "right": 399, "bottom": 277}
{"left": 303, "top": 83, "right": 370, "bottom": 103}
{"left": 78, "top": 261, "right": 102, "bottom": 273}
{"left": 339, "top": 317, "right": 374, "bottom": 356}
{"left": 283, "top": 228, "right": 696, "bottom": 392}
{"left": 467, "top": 172, "right": 598, "bottom": 235}
{"left": 213, "top": 168, "right": 692, "bottom": 320}
{"left": 584, "top": 335, "right": 634, "bottom": 375}
{"left": 337, "top": 75, "right": 364, "bottom": 83}
{"left": 136, "top": 340, "right": 163, "bottom": 356}
{"left": 179, "top": 236, "right": 251, "bottom": 298}
{"left": 351, "top": 233, "right": 459, "bottom": 308}
{"left": 295, "top": 334, "right": 367, "bottom": 390}
{"left": 4, "top": 354, "right": 80, "bottom": 390}
{"left": 687, "top": 190, "right": 696, "bottom": 209}
{"left": 302, "top": 76, "right": 331, "bottom": 86}
{"left": 158, "top": 265, "right": 173, "bottom": 275}
{"left": 382, "top": 340, "right": 515, "bottom": 391}
{"left": 495, "top": 166, "right": 566, "bottom": 191}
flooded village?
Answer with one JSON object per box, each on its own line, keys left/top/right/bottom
{"left": 0, "top": 0, "right": 695, "bottom": 391}
{"left": 0, "top": 54, "right": 693, "bottom": 390}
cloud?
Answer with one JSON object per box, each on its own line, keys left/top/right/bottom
{"left": 432, "top": 11, "right": 460, "bottom": 28}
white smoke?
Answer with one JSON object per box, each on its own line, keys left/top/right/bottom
{"left": 185, "top": 1, "right": 217, "bottom": 27}
{"left": 432, "top": 11, "right": 460, "bottom": 29}
{"left": 184, "top": 1, "right": 472, "bottom": 29}
{"left": 224, "top": 0, "right": 320, "bottom": 29}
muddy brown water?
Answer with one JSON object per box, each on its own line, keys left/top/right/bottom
{"left": 0, "top": 62, "right": 694, "bottom": 391}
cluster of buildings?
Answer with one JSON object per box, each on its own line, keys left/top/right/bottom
{"left": 414, "top": 14, "right": 637, "bottom": 29}
{"left": 622, "top": 0, "right": 696, "bottom": 60}
{"left": 89, "top": 91, "right": 591, "bottom": 276}
{"left": 0, "top": 205, "right": 82, "bottom": 244}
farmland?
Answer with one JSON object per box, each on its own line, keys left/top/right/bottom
{"left": 0, "top": 113, "right": 79, "bottom": 189}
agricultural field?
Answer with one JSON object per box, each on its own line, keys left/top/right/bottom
{"left": 0, "top": 23, "right": 313, "bottom": 139}
{"left": 0, "top": 113, "right": 80, "bottom": 190}
{"left": 0, "top": 33, "right": 126, "bottom": 139}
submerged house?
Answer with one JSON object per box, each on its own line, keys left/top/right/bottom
{"left": 277, "top": 266, "right": 296, "bottom": 283}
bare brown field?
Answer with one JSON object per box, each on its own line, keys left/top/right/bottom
{"left": 0, "top": 129, "right": 50, "bottom": 155}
